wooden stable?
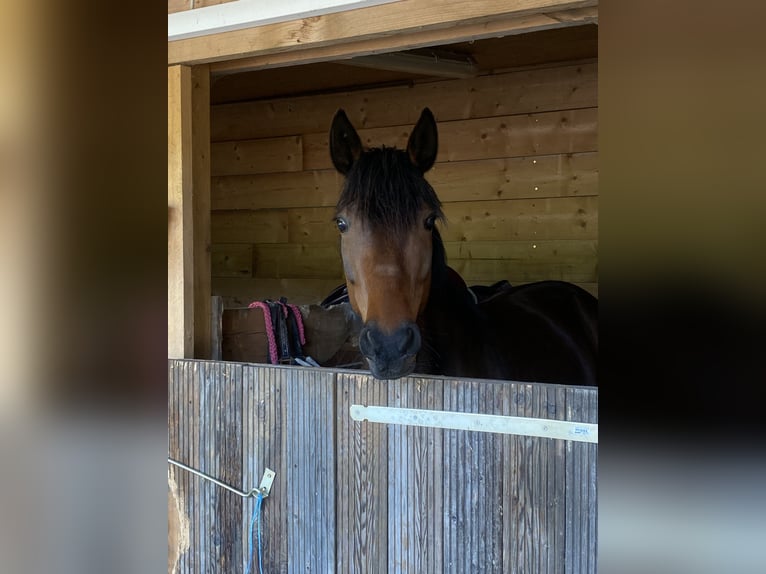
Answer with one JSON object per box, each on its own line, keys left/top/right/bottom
{"left": 168, "top": 0, "right": 600, "bottom": 356}
{"left": 168, "top": 2, "right": 599, "bottom": 572}
{"left": 208, "top": 57, "right": 598, "bottom": 307}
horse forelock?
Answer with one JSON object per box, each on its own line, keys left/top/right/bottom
{"left": 336, "top": 147, "right": 443, "bottom": 235}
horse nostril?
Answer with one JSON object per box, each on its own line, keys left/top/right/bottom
{"left": 398, "top": 324, "right": 421, "bottom": 355}
{"left": 359, "top": 327, "right": 375, "bottom": 357}
{"left": 398, "top": 328, "right": 413, "bottom": 354}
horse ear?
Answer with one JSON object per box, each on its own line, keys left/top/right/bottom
{"left": 407, "top": 108, "right": 438, "bottom": 173}
{"left": 330, "top": 109, "right": 363, "bottom": 175}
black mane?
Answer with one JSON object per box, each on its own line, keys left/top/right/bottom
{"left": 336, "top": 147, "right": 444, "bottom": 235}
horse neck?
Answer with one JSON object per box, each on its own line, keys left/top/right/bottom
{"left": 416, "top": 232, "right": 493, "bottom": 375}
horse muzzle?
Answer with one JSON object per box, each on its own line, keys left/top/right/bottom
{"left": 359, "top": 321, "right": 421, "bottom": 380}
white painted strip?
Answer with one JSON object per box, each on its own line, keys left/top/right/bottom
{"left": 169, "top": 0, "right": 399, "bottom": 41}
{"left": 350, "top": 404, "right": 598, "bottom": 443}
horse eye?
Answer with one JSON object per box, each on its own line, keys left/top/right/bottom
{"left": 424, "top": 214, "right": 436, "bottom": 230}
{"left": 335, "top": 217, "right": 349, "bottom": 233}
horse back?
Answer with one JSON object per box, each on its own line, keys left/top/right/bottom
{"left": 480, "top": 280, "right": 598, "bottom": 386}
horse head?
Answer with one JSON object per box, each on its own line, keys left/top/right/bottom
{"left": 329, "top": 108, "right": 443, "bottom": 379}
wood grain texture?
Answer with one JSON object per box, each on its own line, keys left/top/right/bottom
{"left": 446, "top": 239, "right": 598, "bottom": 283}
{"left": 193, "top": 0, "right": 235, "bottom": 7}
{"left": 251, "top": 243, "right": 342, "bottom": 279}
{"left": 169, "top": 361, "right": 245, "bottom": 573}
{"left": 388, "top": 377, "right": 445, "bottom": 573}
{"left": 302, "top": 108, "right": 598, "bottom": 169}
{"left": 428, "top": 152, "right": 598, "bottom": 202}
{"left": 287, "top": 207, "right": 340, "bottom": 243}
{"left": 207, "top": 61, "right": 598, "bottom": 304}
{"left": 168, "top": 0, "right": 192, "bottom": 14}
{"left": 169, "top": 0, "right": 597, "bottom": 65}
{"left": 168, "top": 65, "right": 211, "bottom": 359}
{"left": 169, "top": 360, "right": 597, "bottom": 573}
{"left": 285, "top": 368, "right": 337, "bottom": 572}
{"left": 443, "top": 380, "right": 506, "bottom": 572}
{"left": 441, "top": 196, "right": 598, "bottom": 242}
{"left": 211, "top": 210, "right": 289, "bottom": 244}
{"left": 210, "top": 152, "right": 596, "bottom": 212}
{"left": 212, "top": 170, "right": 342, "bottom": 211}
{"left": 211, "top": 295, "right": 224, "bottom": 360}
{"left": 450, "top": 257, "right": 596, "bottom": 284}
{"left": 211, "top": 243, "right": 253, "bottom": 277}
{"left": 242, "top": 365, "right": 288, "bottom": 572}
{"left": 212, "top": 136, "right": 302, "bottom": 176}
{"left": 168, "top": 66, "right": 194, "bottom": 359}
{"left": 205, "top": 11, "right": 597, "bottom": 75}
{"left": 336, "top": 372, "right": 389, "bottom": 573}
{"left": 191, "top": 65, "right": 212, "bottom": 359}
{"left": 210, "top": 63, "right": 597, "bottom": 142}
{"left": 213, "top": 277, "right": 344, "bottom": 307}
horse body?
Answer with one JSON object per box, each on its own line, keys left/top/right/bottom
{"left": 328, "top": 107, "right": 597, "bottom": 386}
{"left": 413, "top": 234, "right": 597, "bottom": 386}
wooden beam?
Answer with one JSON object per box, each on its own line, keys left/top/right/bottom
{"left": 191, "top": 65, "right": 212, "bottom": 359}
{"left": 168, "top": 64, "right": 212, "bottom": 359}
{"left": 209, "top": 7, "right": 597, "bottom": 75}
{"left": 168, "top": 65, "right": 194, "bottom": 358}
{"left": 169, "top": 0, "right": 397, "bottom": 40}
{"left": 169, "top": 0, "right": 598, "bottom": 66}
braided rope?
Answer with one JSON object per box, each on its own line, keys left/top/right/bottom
{"left": 247, "top": 301, "right": 278, "bottom": 365}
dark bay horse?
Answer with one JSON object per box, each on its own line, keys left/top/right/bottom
{"left": 328, "top": 107, "right": 597, "bottom": 386}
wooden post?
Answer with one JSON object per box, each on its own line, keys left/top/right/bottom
{"left": 192, "top": 65, "right": 212, "bottom": 359}
{"left": 168, "top": 64, "right": 211, "bottom": 359}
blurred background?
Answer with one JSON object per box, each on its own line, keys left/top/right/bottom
{"left": 0, "top": 1, "right": 764, "bottom": 573}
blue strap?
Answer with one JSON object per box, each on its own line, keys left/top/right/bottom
{"left": 245, "top": 492, "right": 265, "bottom": 574}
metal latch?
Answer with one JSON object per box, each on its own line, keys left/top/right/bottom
{"left": 255, "top": 468, "right": 276, "bottom": 498}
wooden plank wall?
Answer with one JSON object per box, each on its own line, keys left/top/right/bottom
{"left": 168, "top": 359, "right": 598, "bottom": 573}
{"left": 210, "top": 61, "right": 598, "bottom": 307}
{"left": 169, "top": 0, "right": 238, "bottom": 14}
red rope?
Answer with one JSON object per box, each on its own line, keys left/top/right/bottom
{"left": 285, "top": 303, "right": 306, "bottom": 346}
{"left": 247, "top": 302, "right": 278, "bottom": 365}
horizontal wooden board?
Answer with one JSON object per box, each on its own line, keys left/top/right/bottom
{"left": 193, "top": 0, "right": 236, "bottom": 7}
{"left": 445, "top": 239, "right": 597, "bottom": 262}
{"left": 211, "top": 210, "right": 288, "bottom": 243}
{"left": 211, "top": 152, "right": 597, "bottom": 211}
{"left": 211, "top": 136, "right": 302, "bottom": 175}
{"left": 235, "top": 239, "right": 596, "bottom": 283}
{"left": 210, "top": 63, "right": 597, "bottom": 141}
{"left": 253, "top": 243, "right": 343, "bottom": 279}
{"left": 168, "top": 0, "right": 191, "bottom": 14}
{"left": 169, "top": 0, "right": 598, "bottom": 65}
{"left": 452, "top": 258, "right": 596, "bottom": 284}
{"left": 429, "top": 152, "right": 598, "bottom": 202}
{"left": 302, "top": 108, "right": 598, "bottom": 169}
{"left": 216, "top": 280, "right": 597, "bottom": 308}
{"left": 211, "top": 243, "right": 253, "bottom": 277}
{"left": 287, "top": 207, "right": 340, "bottom": 243}
{"left": 212, "top": 170, "right": 343, "bottom": 210}
{"left": 213, "top": 277, "right": 345, "bottom": 307}
{"left": 441, "top": 196, "right": 598, "bottom": 242}
{"left": 280, "top": 196, "right": 597, "bottom": 244}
